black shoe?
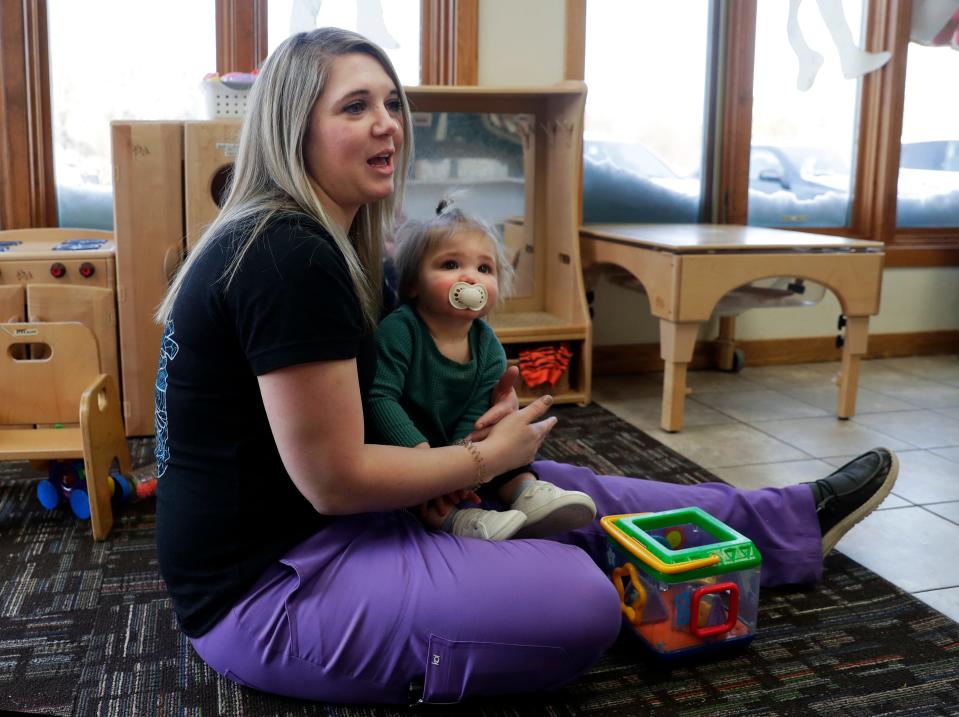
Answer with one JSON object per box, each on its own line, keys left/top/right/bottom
{"left": 805, "top": 448, "right": 899, "bottom": 556}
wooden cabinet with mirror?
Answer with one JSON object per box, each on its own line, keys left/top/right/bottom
{"left": 404, "top": 84, "right": 591, "bottom": 405}
{"left": 111, "top": 84, "right": 591, "bottom": 438}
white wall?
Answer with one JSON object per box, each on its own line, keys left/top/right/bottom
{"left": 476, "top": 0, "right": 959, "bottom": 346}
{"left": 589, "top": 268, "right": 959, "bottom": 345}
{"left": 478, "top": 0, "right": 566, "bottom": 86}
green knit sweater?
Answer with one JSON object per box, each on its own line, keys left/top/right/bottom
{"left": 368, "top": 303, "right": 507, "bottom": 448}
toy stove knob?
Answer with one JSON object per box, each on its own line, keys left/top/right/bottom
{"left": 79, "top": 262, "right": 95, "bottom": 278}
{"left": 50, "top": 262, "right": 66, "bottom": 279}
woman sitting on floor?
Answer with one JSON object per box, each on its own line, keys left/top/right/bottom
{"left": 152, "top": 27, "right": 899, "bottom": 705}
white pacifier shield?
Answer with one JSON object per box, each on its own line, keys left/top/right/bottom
{"left": 449, "top": 281, "right": 488, "bottom": 311}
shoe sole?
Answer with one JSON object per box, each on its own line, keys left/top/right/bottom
{"left": 514, "top": 499, "right": 596, "bottom": 539}
{"left": 820, "top": 450, "right": 899, "bottom": 556}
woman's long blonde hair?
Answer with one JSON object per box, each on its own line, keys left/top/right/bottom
{"left": 155, "top": 27, "right": 413, "bottom": 327}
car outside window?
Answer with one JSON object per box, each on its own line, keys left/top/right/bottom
{"left": 896, "top": 42, "right": 959, "bottom": 228}
{"left": 582, "top": 2, "right": 709, "bottom": 224}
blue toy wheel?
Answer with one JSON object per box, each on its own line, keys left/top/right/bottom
{"left": 111, "top": 473, "right": 133, "bottom": 503}
{"left": 37, "top": 480, "right": 61, "bottom": 510}
{"left": 69, "top": 489, "right": 91, "bottom": 520}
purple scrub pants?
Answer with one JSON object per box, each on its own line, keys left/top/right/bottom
{"left": 190, "top": 460, "right": 822, "bottom": 705}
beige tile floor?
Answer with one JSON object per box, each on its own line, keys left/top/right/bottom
{"left": 591, "top": 354, "right": 959, "bottom": 624}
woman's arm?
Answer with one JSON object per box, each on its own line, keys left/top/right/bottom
{"left": 258, "top": 358, "right": 554, "bottom": 515}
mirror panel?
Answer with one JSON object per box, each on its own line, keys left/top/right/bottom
{"left": 405, "top": 112, "right": 534, "bottom": 298}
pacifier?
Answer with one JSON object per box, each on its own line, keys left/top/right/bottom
{"left": 449, "top": 281, "right": 488, "bottom": 311}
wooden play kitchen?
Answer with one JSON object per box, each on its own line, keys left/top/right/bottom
{"left": 580, "top": 224, "right": 884, "bottom": 432}
{"left": 0, "top": 228, "right": 120, "bottom": 392}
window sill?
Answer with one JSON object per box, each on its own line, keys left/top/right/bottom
{"left": 884, "top": 238, "right": 959, "bottom": 268}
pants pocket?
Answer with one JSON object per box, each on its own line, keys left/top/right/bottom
{"left": 421, "top": 633, "right": 568, "bottom": 704}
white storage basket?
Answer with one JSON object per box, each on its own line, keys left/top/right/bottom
{"left": 200, "top": 73, "right": 255, "bottom": 119}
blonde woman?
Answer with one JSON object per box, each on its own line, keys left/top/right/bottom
{"left": 155, "top": 27, "right": 898, "bottom": 705}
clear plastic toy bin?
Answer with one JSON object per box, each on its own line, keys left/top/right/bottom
{"left": 601, "top": 507, "right": 761, "bottom": 661}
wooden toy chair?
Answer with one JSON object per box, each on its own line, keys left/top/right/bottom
{"left": 0, "top": 322, "right": 132, "bottom": 540}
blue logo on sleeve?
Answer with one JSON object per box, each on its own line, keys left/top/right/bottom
{"left": 154, "top": 319, "right": 179, "bottom": 478}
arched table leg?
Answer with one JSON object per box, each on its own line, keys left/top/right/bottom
{"left": 716, "top": 316, "right": 737, "bottom": 371}
{"left": 838, "top": 316, "right": 869, "bottom": 418}
{"left": 660, "top": 320, "right": 700, "bottom": 432}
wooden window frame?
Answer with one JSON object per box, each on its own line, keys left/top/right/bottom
{"left": 569, "top": 0, "right": 959, "bottom": 267}
{"left": 230, "top": 0, "right": 479, "bottom": 84}
{"left": 0, "top": 0, "right": 56, "bottom": 229}
{"left": 216, "top": 0, "right": 268, "bottom": 75}
{"left": 421, "top": 0, "right": 478, "bottom": 85}
{"left": 219, "top": 0, "right": 479, "bottom": 86}
{"left": 1, "top": 0, "right": 473, "bottom": 230}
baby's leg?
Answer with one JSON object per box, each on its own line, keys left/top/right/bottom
{"left": 496, "top": 471, "right": 597, "bottom": 539}
{"left": 415, "top": 504, "right": 446, "bottom": 531}
{"left": 417, "top": 500, "right": 526, "bottom": 541}
{"left": 495, "top": 472, "right": 537, "bottom": 503}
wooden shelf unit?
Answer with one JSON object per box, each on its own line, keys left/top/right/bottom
{"left": 405, "top": 84, "right": 592, "bottom": 405}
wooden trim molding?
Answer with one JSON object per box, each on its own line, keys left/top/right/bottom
{"left": 857, "top": 0, "right": 910, "bottom": 245}
{"left": 453, "top": 0, "right": 478, "bottom": 85}
{"left": 884, "top": 242, "right": 959, "bottom": 267}
{"left": 593, "top": 330, "right": 959, "bottom": 375}
{"left": 0, "top": 0, "right": 57, "bottom": 229}
{"left": 564, "top": 0, "right": 586, "bottom": 81}
{"left": 420, "top": 0, "right": 478, "bottom": 85}
{"left": 715, "top": 0, "right": 756, "bottom": 226}
{"left": 216, "top": 0, "right": 268, "bottom": 74}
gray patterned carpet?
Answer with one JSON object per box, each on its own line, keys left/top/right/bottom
{"left": 2, "top": 403, "right": 959, "bottom": 716}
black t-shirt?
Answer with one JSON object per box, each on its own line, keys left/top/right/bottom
{"left": 154, "top": 214, "right": 377, "bottom": 637}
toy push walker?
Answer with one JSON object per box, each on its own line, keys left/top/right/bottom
{"left": 601, "top": 507, "right": 761, "bottom": 661}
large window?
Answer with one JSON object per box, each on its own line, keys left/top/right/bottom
{"left": 267, "top": 0, "right": 420, "bottom": 86}
{"left": 572, "top": 0, "right": 959, "bottom": 264}
{"left": 47, "top": 0, "right": 215, "bottom": 230}
{"left": 897, "top": 42, "right": 959, "bottom": 228}
{"left": 748, "top": 0, "right": 865, "bottom": 228}
{"left": 582, "top": 1, "right": 710, "bottom": 224}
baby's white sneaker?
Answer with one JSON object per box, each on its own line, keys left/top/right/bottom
{"left": 446, "top": 508, "right": 527, "bottom": 541}
{"left": 511, "top": 480, "right": 596, "bottom": 538}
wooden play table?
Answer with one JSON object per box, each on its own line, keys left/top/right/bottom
{"left": 580, "top": 224, "right": 884, "bottom": 432}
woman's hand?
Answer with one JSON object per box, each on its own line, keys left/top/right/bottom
{"left": 469, "top": 364, "right": 520, "bottom": 441}
{"left": 477, "top": 394, "right": 556, "bottom": 478}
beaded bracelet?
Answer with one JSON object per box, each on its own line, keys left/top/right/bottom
{"left": 457, "top": 438, "right": 487, "bottom": 490}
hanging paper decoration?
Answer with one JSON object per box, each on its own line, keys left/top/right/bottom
{"left": 787, "top": 0, "right": 892, "bottom": 91}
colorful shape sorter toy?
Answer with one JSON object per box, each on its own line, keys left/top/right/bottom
{"left": 601, "top": 507, "right": 761, "bottom": 661}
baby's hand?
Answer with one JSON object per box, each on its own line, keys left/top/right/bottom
{"left": 471, "top": 365, "right": 520, "bottom": 439}
{"left": 418, "top": 489, "right": 481, "bottom": 522}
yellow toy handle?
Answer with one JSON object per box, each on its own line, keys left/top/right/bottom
{"left": 601, "top": 514, "right": 721, "bottom": 574}
{"left": 611, "top": 563, "right": 647, "bottom": 628}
